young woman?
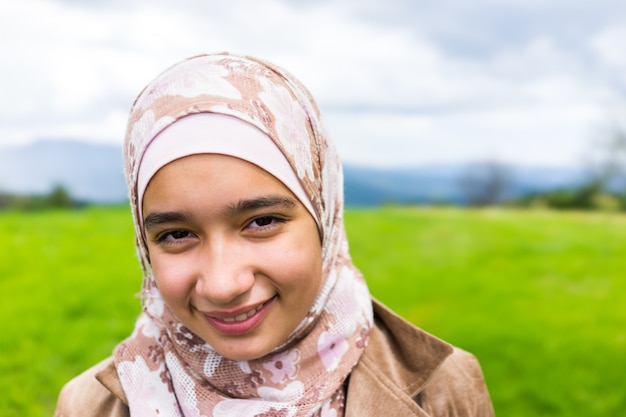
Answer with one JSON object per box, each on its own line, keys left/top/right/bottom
{"left": 55, "top": 53, "right": 494, "bottom": 416}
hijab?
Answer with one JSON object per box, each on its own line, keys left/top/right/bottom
{"left": 115, "top": 53, "right": 373, "bottom": 417}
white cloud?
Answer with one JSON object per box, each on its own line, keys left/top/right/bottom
{"left": 591, "top": 26, "right": 626, "bottom": 67}
{"left": 1, "top": 0, "right": 625, "bottom": 169}
{"left": 327, "top": 101, "right": 604, "bottom": 167}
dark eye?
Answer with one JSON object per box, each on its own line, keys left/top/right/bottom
{"left": 253, "top": 216, "right": 274, "bottom": 227}
{"left": 157, "top": 229, "right": 192, "bottom": 243}
{"left": 169, "top": 230, "right": 191, "bottom": 239}
{"left": 246, "top": 215, "right": 285, "bottom": 232}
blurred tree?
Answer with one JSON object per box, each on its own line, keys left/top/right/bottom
{"left": 0, "top": 184, "right": 78, "bottom": 211}
{"left": 47, "top": 184, "right": 73, "bottom": 209}
{"left": 458, "top": 161, "right": 513, "bottom": 206}
{"left": 0, "top": 191, "right": 10, "bottom": 209}
{"left": 585, "top": 121, "right": 626, "bottom": 195}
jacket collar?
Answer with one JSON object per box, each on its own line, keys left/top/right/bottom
{"left": 96, "top": 360, "right": 128, "bottom": 405}
{"left": 345, "top": 298, "right": 453, "bottom": 416}
{"left": 97, "top": 298, "right": 453, "bottom": 414}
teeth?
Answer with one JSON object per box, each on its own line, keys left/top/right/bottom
{"left": 220, "top": 302, "right": 264, "bottom": 323}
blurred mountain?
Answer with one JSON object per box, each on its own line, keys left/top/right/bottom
{"left": 344, "top": 164, "right": 585, "bottom": 206}
{"left": 0, "top": 140, "right": 584, "bottom": 206}
{"left": 0, "top": 140, "right": 127, "bottom": 203}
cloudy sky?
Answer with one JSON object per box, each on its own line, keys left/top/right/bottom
{"left": 1, "top": 0, "right": 625, "bottom": 167}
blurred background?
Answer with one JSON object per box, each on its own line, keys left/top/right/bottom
{"left": 1, "top": 0, "right": 626, "bottom": 205}
{"left": 1, "top": 1, "right": 625, "bottom": 416}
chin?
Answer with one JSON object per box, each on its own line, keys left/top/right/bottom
{"left": 217, "top": 345, "right": 273, "bottom": 362}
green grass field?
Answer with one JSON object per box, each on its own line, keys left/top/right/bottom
{"left": 1, "top": 206, "right": 625, "bottom": 416}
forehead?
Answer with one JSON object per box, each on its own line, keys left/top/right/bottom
{"left": 134, "top": 114, "right": 318, "bottom": 226}
{"left": 142, "top": 154, "right": 296, "bottom": 210}
{"left": 139, "top": 154, "right": 322, "bottom": 239}
{"left": 136, "top": 114, "right": 286, "bottom": 204}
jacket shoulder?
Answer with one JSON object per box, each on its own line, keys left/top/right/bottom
{"left": 347, "top": 300, "right": 494, "bottom": 416}
{"left": 54, "top": 357, "right": 129, "bottom": 417}
{"left": 419, "top": 347, "right": 495, "bottom": 416}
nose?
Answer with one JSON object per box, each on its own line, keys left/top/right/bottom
{"left": 194, "top": 239, "right": 255, "bottom": 305}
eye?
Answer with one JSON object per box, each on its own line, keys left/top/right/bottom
{"left": 156, "top": 229, "right": 194, "bottom": 244}
{"left": 169, "top": 230, "right": 191, "bottom": 239}
{"left": 246, "top": 215, "right": 285, "bottom": 232}
{"left": 253, "top": 216, "right": 274, "bottom": 227}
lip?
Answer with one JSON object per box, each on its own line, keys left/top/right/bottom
{"left": 202, "top": 296, "right": 276, "bottom": 336}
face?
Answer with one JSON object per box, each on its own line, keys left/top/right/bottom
{"left": 142, "top": 153, "right": 323, "bottom": 361}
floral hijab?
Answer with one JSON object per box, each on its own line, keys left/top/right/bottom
{"left": 115, "top": 53, "right": 373, "bottom": 416}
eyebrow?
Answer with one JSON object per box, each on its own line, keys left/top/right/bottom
{"left": 142, "top": 195, "right": 298, "bottom": 232}
{"left": 143, "top": 211, "right": 193, "bottom": 232}
{"left": 222, "top": 195, "right": 298, "bottom": 217}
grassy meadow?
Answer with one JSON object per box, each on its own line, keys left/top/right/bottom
{"left": 1, "top": 206, "right": 625, "bottom": 416}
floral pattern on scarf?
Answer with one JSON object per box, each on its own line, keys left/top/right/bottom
{"left": 115, "top": 53, "right": 373, "bottom": 417}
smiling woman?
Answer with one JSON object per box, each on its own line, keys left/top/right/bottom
{"left": 143, "top": 153, "right": 323, "bottom": 361}
{"left": 53, "top": 53, "right": 494, "bottom": 417}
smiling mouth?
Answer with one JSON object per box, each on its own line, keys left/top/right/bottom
{"left": 219, "top": 302, "right": 266, "bottom": 323}
{"left": 203, "top": 296, "right": 276, "bottom": 335}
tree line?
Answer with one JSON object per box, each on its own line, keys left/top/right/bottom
{"left": 459, "top": 163, "right": 626, "bottom": 211}
{"left": 0, "top": 184, "right": 82, "bottom": 211}
{"left": 459, "top": 122, "right": 626, "bottom": 211}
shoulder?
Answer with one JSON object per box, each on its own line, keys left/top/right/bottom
{"left": 346, "top": 299, "right": 494, "bottom": 416}
{"left": 418, "top": 347, "right": 495, "bottom": 416}
{"left": 54, "top": 357, "right": 129, "bottom": 417}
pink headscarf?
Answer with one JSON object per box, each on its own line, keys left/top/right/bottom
{"left": 115, "top": 53, "right": 373, "bottom": 416}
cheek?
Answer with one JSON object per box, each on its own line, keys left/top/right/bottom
{"left": 150, "top": 255, "right": 195, "bottom": 303}
{"left": 265, "top": 233, "right": 323, "bottom": 292}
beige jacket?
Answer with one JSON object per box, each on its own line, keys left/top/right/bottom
{"left": 55, "top": 300, "right": 494, "bottom": 416}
